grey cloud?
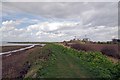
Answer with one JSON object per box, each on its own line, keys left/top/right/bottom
{"left": 2, "top": 2, "right": 118, "bottom": 41}
{"left": 2, "top": 0, "right": 119, "bottom": 2}
{"left": 3, "top": 2, "right": 118, "bottom": 27}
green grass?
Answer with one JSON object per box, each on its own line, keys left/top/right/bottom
{"left": 24, "top": 46, "right": 52, "bottom": 78}
{"left": 37, "top": 45, "right": 91, "bottom": 78}
{"left": 25, "top": 43, "right": 120, "bottom": 79}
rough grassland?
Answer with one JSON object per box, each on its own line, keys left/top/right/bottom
{"left": 26, "top": 43, "right": 120, "bottom": 79}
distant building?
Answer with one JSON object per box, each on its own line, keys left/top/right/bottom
{"left": 82, "top": 38, "right": 90, "bottom": 42}
{"left": 112, "top": 39, "right": 120, "bottom": 43}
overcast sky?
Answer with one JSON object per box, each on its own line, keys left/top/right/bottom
{"left": 0, "top": 2, "right": 119, "bottom": 42}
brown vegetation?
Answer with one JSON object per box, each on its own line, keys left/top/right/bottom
{"left": 67, "top": 43, "right": 120, "bottom": 59}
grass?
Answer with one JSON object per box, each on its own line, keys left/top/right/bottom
{"left": 24, "top": 47, "right": 45, "bottom": 78}
{"left": 25, "top": 43, "right": 120, "bottom": 79}
{"left": 37, "top": 45, "right": 91, "bottom": 78}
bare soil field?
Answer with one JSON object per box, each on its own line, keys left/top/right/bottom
{"left": 67, "top": 43, "right": 120, "bottom": 59}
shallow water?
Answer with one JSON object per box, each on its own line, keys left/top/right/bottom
{"left": 1, "top": 41, "right": 45, "bottom": 46}
{"left": 0, "top": 41, "right": 46, "bottom": 55}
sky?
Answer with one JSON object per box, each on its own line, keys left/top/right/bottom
{"left": 0, "top": 2, "right": 119, "bottom": 42}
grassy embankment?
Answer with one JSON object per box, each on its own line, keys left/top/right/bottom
{"left": 25, "top": 43, "right": 120, "bottom": 78}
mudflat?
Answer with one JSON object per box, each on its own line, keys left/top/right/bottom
{"left": 0, "top": 46, "right": 29, "bottom": 52}
{"left": 2, "top": 45, "right": 42, "bottom": 78}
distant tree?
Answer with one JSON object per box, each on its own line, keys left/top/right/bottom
{"left": 98, "top": 41, "right": 101, "bottom": 44}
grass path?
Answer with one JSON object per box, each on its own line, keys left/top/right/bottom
{"left": 37, "top": 44, "right": 91, "bottom": 78}
{"left": 26, "top": 43, "right": 119, "bottom": 79}
{"left": 26, "top": 43, "right": 120, "bottom": 80}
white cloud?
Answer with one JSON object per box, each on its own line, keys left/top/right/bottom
{"left": 27, "top": 21, "right": 79, "bottom": 32}
{"left": 2, "top": 2, "right": 118, "bottom": 27}
{"left": 1, "top": 19, "right": 118, "bottom": 42}
{"left": 1, "top": 20, "right": 22, "bottom": 32}
{"left": 2, "top": 20, "right": 24, "bottom": 33}
{"left": 1, "top": 2, "right": 118, "bottom": 42}
{"left": 1, "top": 19, "right": 78, "bottom": 41}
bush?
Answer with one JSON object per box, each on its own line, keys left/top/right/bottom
{"left": 101, "top": 47, "right": 119, "bottom": 58}
{"left": 70, "top": 44, "right": 92, "bottom": 51}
